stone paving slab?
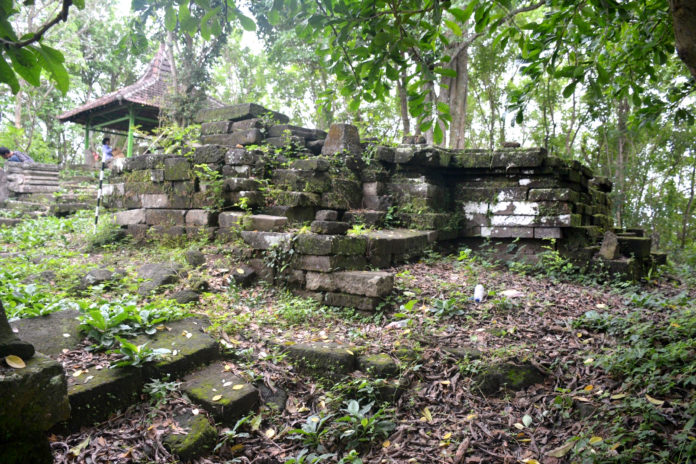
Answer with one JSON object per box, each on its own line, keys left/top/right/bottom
{"left": 181, "top": 362, "right": 259, "bottom": 426}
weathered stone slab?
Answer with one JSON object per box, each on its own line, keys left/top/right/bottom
{"left": 617, "top": 236, "right": 651, "bottom": 258}
{"left": 192, "top": 144, "right": 228, "bottom": 164}
{"left": 181, "top": 363, "right": 259, "bottom": 425}
{"left": 528, "top": 188, "right": 579, "bottom": 202}
{"left": 291, "top": 158, "right": 330, "bottom": 171}
{"left": 115, "top": 208, "right": 146, "bottom": 226}
{"left": 67, "top": 364, "right": 143, "bottom": 429}
{"left": 163, "top": 412, "right": 217, "bottom": 461}
{"left": 365, "top": 229, "right": 430, "bottom": 256}
{"left": 200, "top": 121, "right": 233, "bottom": 135}
{"left": 145, "top": 209, "right": 187, "bottom": 226}
{"left": 232, "top": 118, "right": 264, "bottom": 130}
{"left": 268, "top": 124, "right": 327, "bottom": 140}
{"left": 201, "top": 129, "right": 264, "bottom": 146}
{"left": 137, "top": 262, "right": 186, "bottom": 295}
{"left": 315, "top": 209, "right": 338, "bottom": 221}
{"left": 599, "top": 231, "right": 620, "bottom": 259}
{"left": 223, "top": 177, "right": 260, "bottom": 192}
{"left": 481, "top": 226, "right": 534, "bottom": 238}
{"left": 241, "top": 231, "right": 294, "bottom": 250}
{"left": 135, "top": 318, "right": 218, "bottom": 379}
{"left": 273, "top": 169, "right": 331, "bottom": 193}
{"left": 274, "top": 191, "right": 321, "bottom": 207}
{"left": 321, "top": 179, "right": 362, "bottom": 209}
{"left": 310, "top": 220, "right": 350, "bottom": 235}
{"left": 225, "top": 148, "right": 263, "bottom": 166}
{"left": 305, "top": 271, "right": 393, "bottom": 297}
{"left": 533, "top": 227, "right": 563, "bottom": 239}
{"left": 164, "top": 158, "right": 191, "bottom": 181}
{"left": 10, "top": 310, "right": 82, "bottom": 356}
{"left": 324, "top": 292, "right": 381, "bottom": 310}
{"left": 357, "top": 353, "right": 399, "bottom": 377}
{"left": 186, "top": 209, "right": 218, "bottom": 226}
{"left": 294, "top": 255, "right": 366, "bottom": 272}
{"left": 321, "top": 123, "right": 361, "bottom": 155}
{"left": 362, "top": 195, "right": 392, "bottom": 210}
{"left": 284, "top": 342, "right": 356, "bottom": 375}
{"left": 294, "top": 234, "right": 366, "bottom": 256}
{"left": 343, "top": 210, "right": 386, "bottom": 227}
{"left": 0, "top": 353, "right": 70, "bottom": 437}
{"left": 474, "top": 362, "right": 546, "bottom": 396}
{"left": 264, "top": 205, "right": 316, "bottom": 223}
{"left": 195, "top": 103, "right": 289, "bottom": 124}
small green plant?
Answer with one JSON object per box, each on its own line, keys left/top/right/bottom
{"left": 335, "top": 400, "right": 395, "bottom": 450}
{"left": 143, "top": 376, "right": 180, "bottom": 406}
{"left": 284, "top": 449, "right": 335, "bottom": 464}
{"left": 347, "top": 224, "right": 371, "bottom": 236}
{"left": 215, "top": 415, "right": 252, "bottom": 453}
{"left": 147, "top": 122, "right": 200, "bottom": 158}
{"left": 263, "top": 238, "right": 296, "bottom": 284}
{"left": 194, "top": 163, "right": 225, "bottom": 212}
{"left": 289, "top": 414, "right": 335, "bottom": 450}
{"left": 110, "top": 337, "right": 171, "bottom": 368}
{"left": 428, "top": 297, "right": 465, "bottom": 318}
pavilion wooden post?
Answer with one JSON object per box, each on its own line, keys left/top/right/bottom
{"left": 127, "top": 105, "right": 135, "bottom": 158}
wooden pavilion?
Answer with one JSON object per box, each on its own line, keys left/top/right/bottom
{"left": 58, "top": 44, "right": 176, "bottom": 158}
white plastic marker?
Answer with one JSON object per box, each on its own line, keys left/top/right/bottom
{"left": 473, "top": 284, "right": 485, "bottom": 303}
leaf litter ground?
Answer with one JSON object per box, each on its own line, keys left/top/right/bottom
{"left": 48, "top": 253, "right": 695, "bottom": 463}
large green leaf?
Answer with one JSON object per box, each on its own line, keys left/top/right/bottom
{"left": 35, "top": 44, "right": 69, "bottom": 94}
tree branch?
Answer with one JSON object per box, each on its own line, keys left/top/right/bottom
{"left": 0, "top": 0, "right": 74, "bottom": 48}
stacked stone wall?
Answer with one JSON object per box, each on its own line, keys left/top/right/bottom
{"left": 106, "top": 103, "right": 658, "bottom": 299}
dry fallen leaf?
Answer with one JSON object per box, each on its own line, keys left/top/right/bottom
{"left": 645, "top": 394, "right": 664, "bottom": 406}
{"left": 5, "top": 355, "right": 25, "bottom": 369}
{"left": 546, "top": 441, "right": 576, "bottom": 458}
{"left": 232, "top": 384, "right": 244, "bottom": 390}
{"left": 589, "top": 436, "right": 603, "bottom": 445}
{"left": 212, "top": 394, "right": 223, "bottom": 401}
{"left": 265, "top": 428, "right": 275, "bottom": 438}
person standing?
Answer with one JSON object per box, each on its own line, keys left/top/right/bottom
{"left": 101, "top": 137, "right": 114, "bottom": 163}
{"left": 0, "top": 146, "right": 34, "bottom": 163}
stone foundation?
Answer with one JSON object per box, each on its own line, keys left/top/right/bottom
{"left": 103, "top": 103, "right": 660, "bottom": 296}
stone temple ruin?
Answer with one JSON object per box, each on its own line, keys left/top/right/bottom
{"left": 105, "top": 103, "right": 663, "bottom": 309}
{"left": 0, "top": 161, "right": 97, "bottom": 226}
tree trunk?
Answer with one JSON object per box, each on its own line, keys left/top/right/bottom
{"left": 615, "top": 98, "right": 629, "bottom": 228}
{"left": 13, "top": 90, "right": 22, "bottom": 129}
{"left": 680, "top": 163, "right": 696, "bottom": 248}
{"left": 397, "top": 69, "right": 410, "bottom": 136}
{"left": 448, "top": 48, "right": 469, "bottom": 149}
{"left": 670, "top": 0, "right": 696, "bottom": 80}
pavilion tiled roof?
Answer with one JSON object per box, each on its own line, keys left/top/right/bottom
{"left": 58, "top": 44, "right": 174, "bottom": 123}
{"left": 58, "top": 44, "right": 224, "bottom": 129}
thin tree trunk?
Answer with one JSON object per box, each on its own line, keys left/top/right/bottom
{"left": 680, "top": 163, "right": 696, "bottom": 248}
{"left": 670, "top": 0, "right": 696, "bottom": 80}
{"left": 449, "top": 48, "right": 469, "bottom": 149}
{"left": 397, "top": 69, "right": 410, "bottom": 136}
{"left": 615, "top": 98, "right": 629, "bottom": 228}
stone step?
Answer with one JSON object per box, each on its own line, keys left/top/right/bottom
{"left": 218, "top": 212, "right": 287, "bottom": 231}
{"left": 0, "top": 218, "right": 22, "bottom": 227}
{"left": 181, "top": 362, "right": 259, "bottom": 426}
{"left": 364, "top": 229, "right": 431, "bottom": 267}
{"left": 617, "top": 236, "right": 651, "bottom": 258}
{"left": 9, "top": 312, "right": 221, "bottom": 431}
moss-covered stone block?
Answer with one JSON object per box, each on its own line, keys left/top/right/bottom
{"left": 181, "top": 363, "right": 259, "bottom": 425}
{"left": 10, "top": 310, "right": 82, "bottom": 357}
{"left": 163, "top": 412, "right": 217, "bottom": 461}
{"left": 295, "top": 234, "right": 367, "bottom": 256}
{"left": 357, "top": 353, "right": 399, "bottom": 377}
{"left": 474, "top": 362, "right": 546, "bottom": 396}
{"left": 0, "top": 353, "right": 70, "bottom": 436}
{"left": 67, "top": 365, "right": 143, "bottom": 429}
{"left": 285, "top": 342, "right": 356, "bottom": 376}
{"left": 195, "top": 103, "right": 288, "bottom": 124}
